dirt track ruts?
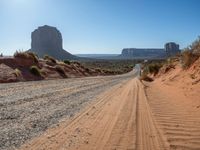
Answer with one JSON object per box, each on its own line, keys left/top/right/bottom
{"left": 19, "top": 77, "right": 168, "bottom": 150}
{"left": 2, "top": 68, "right": 200, "bottom": 150}
{"left": 0, "top": 72, "right": 134, "bottom": 150}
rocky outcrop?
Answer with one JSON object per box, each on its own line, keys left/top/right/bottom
{"left": 30, "top": 25, "right": 77, "bottom": 60}
{"left": 0, "top": 63, "right": 18, "bottom": 83}
{"left": 165, "top": 42, "right": 180, "bottom": 57}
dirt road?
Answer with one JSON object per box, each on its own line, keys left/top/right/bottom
{"left": 18, "top": 77, "right": 169, "bottom": 150}
{"left": 2, "top": 67, "right": 200, "bottom": 150}
{"left": 0, "top": 71, "right": 134, "bottom": 150}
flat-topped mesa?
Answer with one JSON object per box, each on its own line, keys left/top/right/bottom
{"left": 30, "top": 25, "right": 77, "bottom": 60}
{"left": 121, "top": 48, "right": 166, "bottom": 58}
{"left": 31, "top": 25, "right": 63, "bottom": 53}
{"left": 120, "top": 42, "right": 181, "bottom": 59}
{"left": 165, "top": 42, "right": 180, "bottom": 57}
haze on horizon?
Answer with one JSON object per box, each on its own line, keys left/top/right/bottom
{"left": 0, "top": 0, "right": 200, "bottom": 56}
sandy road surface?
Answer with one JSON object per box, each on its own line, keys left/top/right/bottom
{"left": 0, "top": 72, "right": 135, "bottom": 150}
{"left": 19, "top": 76, "right": 168, "bottom": 150}
{"left": 2, "top": 66, "right": 200, "bottom": 150}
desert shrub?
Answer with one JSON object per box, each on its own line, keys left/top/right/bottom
{"left": 44, "top": 55, "right": 57, "bottom": 63}
{"left": 63, "top": 60, "right": 71, "bottom": 65}
{"left": 72, "top": 61, "right": 81, "bottom": 66}
{"left": 140, "top": 73, "right": 154, "bottom": 82}
{"left": 148, "top": 63, "right": 163, "bottom": 75}
{"left": 85, "top": 68, "right": 90, "bottom": 72}
{"left": 27, "top": 52, "right": 39, "bottom": 63}
{"left": 55, "top": 65, "right": 67, "bottom": 78}
{"left": 14, "top": 51, "right": 39, "bottom": 63}
{"left": 181, "top": 50, "right": 199, "bottom": 69}
{"left": 95, "top": 68, "right": 102, "bottom": 73}
{"left": 14, "top": 51, "right": 29, "bottom": 58}
{"left": 13, "top": 68, "right": 22, "bottom": 77}
{"left": 189, "top": 37, "right": 200, "bottom": 55}
{"left": 180, "top": 37, "right": 200, "bottom": 69}
{"left": 30, "top": 66, "right": 42, "bottom": 76}
{"left": 57, "top": 61, "right": 64, "bottom": 65}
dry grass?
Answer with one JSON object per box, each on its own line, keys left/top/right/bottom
{"left": 55, "top": 65, "right": 67, "bottom": 78}
{"left": 181, "top": 50, "right": 199, "bottom": 69}
{"left": 44, "top": 55, "right": 57, "bottom": 64}
{"left": 181, "top": 37, "right": 200, "bottom": 69}
{"left": 14, "top": 51, "right": 39, "bottom": 63}
{"left": 13, "top": 68, "right": 22, "bottom": 77}
{"left": 140, "top": 73, "right": 154, "bottom": 82}
{"left": 147, "top": 63, "right": 163, "bottom": 75}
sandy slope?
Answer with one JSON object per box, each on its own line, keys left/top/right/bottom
{"left": 19, "top": 78, "right": 167, "bottom": 150}
{"left": 146, "top": 80, "right": 200, "bottom": 150}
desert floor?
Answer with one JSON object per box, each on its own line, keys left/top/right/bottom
{"left": 1, "top": 68, "right": 200, "bottom": 150}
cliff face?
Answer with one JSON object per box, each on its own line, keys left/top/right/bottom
{"left": 120, "top": 48, "right": 166, "bottom": 59}
{"left": 120, "top": 42, "right": 180, "bottom": 59}
{"left": 30, "top": 25, "right": 77, "bottom": 60}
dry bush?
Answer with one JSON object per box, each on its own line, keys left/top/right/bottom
{"left": 140, "top": 73, "right": 154, "bottom": 82}
{"left": 55, "top": 65, "right": 67, "bottom": 78}
{"left": 147, "top": 63, "right": 163, "bottom": 75}
{"left": 181, "top": 50, "right": 199, "bottom": 69}
{"left": 190, "top": 37, "right": 200, "bottom": 55}
{"left": 30, "top": 66, "right": 42, "bottom": 76}
{"left": 13, "top": 68, "right": 22, "bottom": 77}
{"left": 14, "top": 51, "right": 39, "bottom": 63}
{"left": 181, "top": 37, "right": 200, "bottom": 69}
{"left": 71, "top": 61, "right": 81, "bottom": 66}
{"left": 63, "top": 60, "right": 71, "bottom": 65}
{"left": 44, "top": 55, "right": 57, "bottom": 64}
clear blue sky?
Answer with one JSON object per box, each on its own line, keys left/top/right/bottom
{"left": 0, "top": 0, "right": 200, "bottom": 55}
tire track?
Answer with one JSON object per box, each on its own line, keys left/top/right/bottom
{"left": 19, "top": 78, "right": 170, "bottom": 150}
{"left": 135, "top": 80, "right": 169, "bottom": 150}
{"left": 0, "top": 73, "right": 134, "bottom": 150}
{"left": 19, "top": 79, "right": 137, "bottom": 150}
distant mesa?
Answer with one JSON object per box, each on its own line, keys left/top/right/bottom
{"left": 165, "top": 42, "right": 180, "bottom": 57}
{"left": 29, "top": 25, "right": 77, "bottom": 60}
{"left": 119, "top": 42, "right": 180, "bottom": 59}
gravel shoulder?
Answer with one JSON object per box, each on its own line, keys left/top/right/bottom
{"left": 0, "top": 72, "right": 134, "bottom": 150}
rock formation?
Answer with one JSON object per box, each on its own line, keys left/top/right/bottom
{"left": 30, "top": 25, "right": 77, "bottom": 60}
{"left": 165, "top": 42, "right": 180, "bottom": 57}
{"left": 121, "top": 48, "right": 166, "bottom": 59}
{"left": 120, "top": 42, "right": 180, "bottom": 59}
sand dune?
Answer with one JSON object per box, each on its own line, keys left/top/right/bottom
{"left": 146, "top": 80, "right": 200, "bottom": 150}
